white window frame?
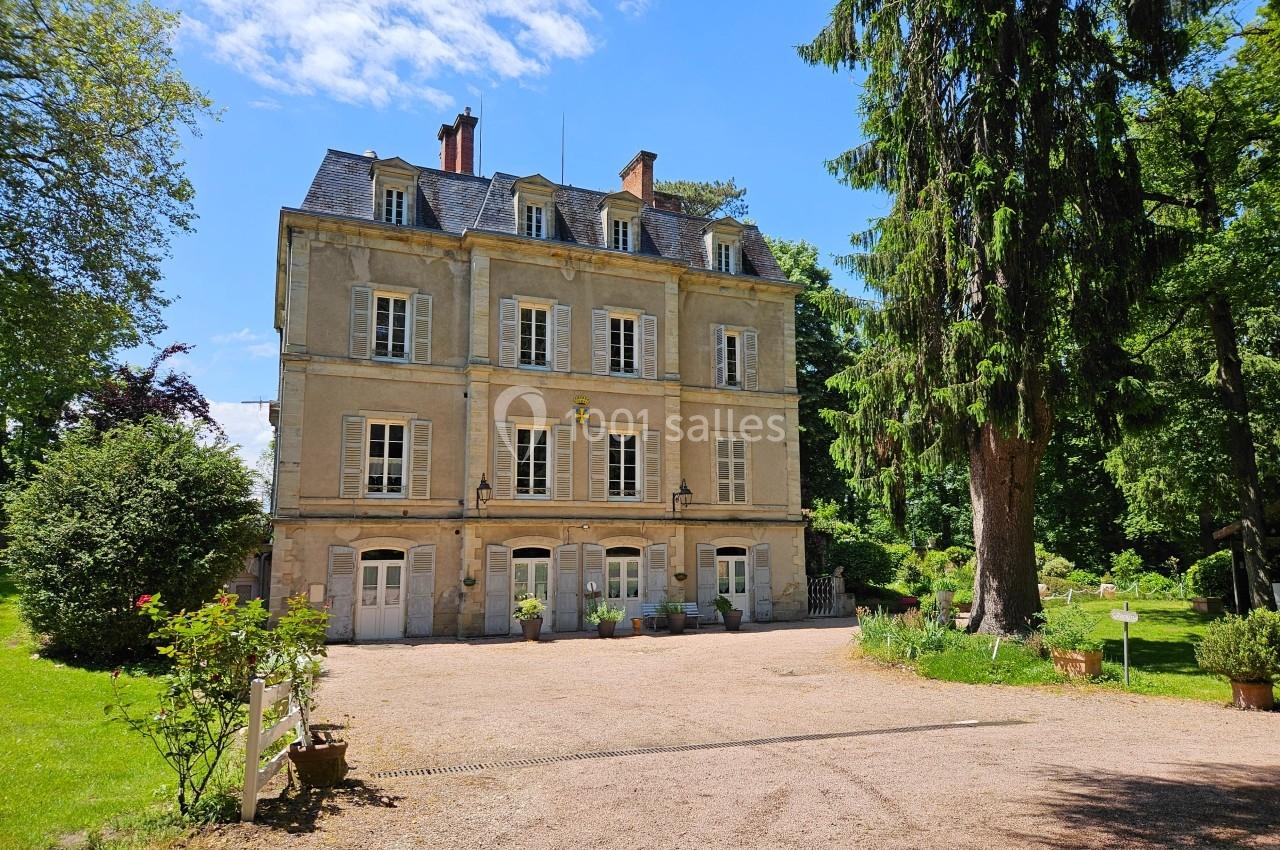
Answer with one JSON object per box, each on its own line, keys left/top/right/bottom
{"left": 607, "top": 432, "right": 640, "bottom": 501}
{"left": 524, "top": 203, "right": 546, "bottom": 239}
{"left": 608, "top": 312, "right": 638, "bottom": 376}
{"left": 611, "top": 217, "right": 630, "bottom": 252}
{"left": 383, "top": 187, "right": 406, "bottom": 225}
{"left": 373, "top": 292, "right": 409, "bottom": 361}
{"left": 514, "top": 425, "right": 550, "bottom": 499}
{"left": 518, "top": 302, "right": 551, "bottom": 369}
{"left": 365, "top": 419, "right": 406, "bottom": 497}
{"left": 723, "top": 329, "right": 742, "bottom": 388}
{"left": 715, "top": 240, "right": 735, "bottom": 273}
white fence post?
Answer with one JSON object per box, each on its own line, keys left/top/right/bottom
{"left": 240, "top": 676, "right": 304, "bottom": 822}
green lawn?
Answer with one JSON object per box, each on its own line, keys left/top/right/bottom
{"left": 0, "top": 572, "right": 174, "bottom": 849}
{"left": 865, "top": 598, "right": 1233, "bottom": 704}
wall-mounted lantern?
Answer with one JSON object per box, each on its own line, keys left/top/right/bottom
{"left": 475, "top": 473, "right": 492, "bottom": 510}
{"left": 672, "top": 478, "right": 693, "bottom": 513}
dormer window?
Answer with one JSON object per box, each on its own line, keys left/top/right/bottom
{"left": 715, "top": 241, "right": 734, "bottom": 273}
{"left": 524, "top": 204, "right": 545, "bottom": 239}
{"left": 703, "top": 216, "right": 745, "bottom": 275}
{"left": 383, "top": 188, "right": 405, "bottom": 225}
{"left": 369, "top": 156, "right": 420, "bottom": 228}
{"left": 512, "top": 174, "right": 558, "bottom": 241}
{"left": 612, "top": 218, "right": 630, "bottom": 252}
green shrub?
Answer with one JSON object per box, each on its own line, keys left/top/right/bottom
{"left": 585, "top": 602, "right": 625, "bottom": 624}
{"left": 828, "top": 537, "right": 895, "bottom": 587}
{"left": 1194, "top": 609, "right": 1280, "bottom": 683}
{"left": 5, "top": 419, "right": 265, "bottom": 662}
{"left": 1038, "top": 605, "right": 1104, "bottom": 652}
{"left": 1137, "top": 571, "right": 1178, "bottom": 595}
{"left": 1040, "top": 576, "right": 1072, "bottom": 596}
{"left": 933, "top": 575, "right": 960, "bottom": 594}
{"left": 857, "top": 607, "right": 961, "bottom": 661}
{"left": 513, "top": 595, "right": 546, "bottom": 620}
{"left": 1187, "top": 551, "right": 1233, "bottom": 599}
{"left": 1036, "top": 544, "right": 1074, "bottom": 578}
{"left": 1110, "top": 549, "right": 1143, "bottom": 586}
{"left": 943, "top": 545, "right": 974, "bottom": 569}
{"left": 1066, "top": 569, "right": 1101, "bottom": 588}
{"left": 953, "top": 585, "right": 973, "bottom": 606}
{"left": 920, "top": 549, "right": 952, "bottom": 578}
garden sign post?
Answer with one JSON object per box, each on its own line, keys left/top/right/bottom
{"left": 1110, "top": 602, "right": 1139, "bottom": 686}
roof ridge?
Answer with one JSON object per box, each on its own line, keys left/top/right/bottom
{"left": 473, "top": 173, "right": 497, "bottom": 231}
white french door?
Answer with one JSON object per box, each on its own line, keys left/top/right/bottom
{"left": 717, "top": 555, "right": 751, "bottom": 622}
{"left": 356, "top": 557, "right": 405, "bottom": 640}
{"left": 510, "top": 556, "right": 554, "bottom": 634}
{"left": 605, "top": 554, "right": 644, "bottom": 628}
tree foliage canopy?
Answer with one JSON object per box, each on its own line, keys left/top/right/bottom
{"left": 0, "top": 0, "right": 213, "bottom": 481}
{"left": 654, "top": 178, "right": 748, "bottom": 218}
{"left": 5, "top": 418, "right": 265, "bottom": 661}
{"left": 66, "top": 342, "right": 217, "bottom": 433}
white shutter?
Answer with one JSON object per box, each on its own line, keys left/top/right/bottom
{"left": 493, "top": 421, "right": 515, "bottom": 500}
{"left": 340, "top": 415, "right": 366, "bottom": 498}
{"left": 588, "top": 428, "right": 608, "bottom": 501}
{"left": 484, "top": 546, "right": 512, "bottom": 635}
{"left": 411, "top": 293, "right": 432, "bottom": 364}
{"left": 645, "top": 543, "right": 668, "bottom": 604}
{"left": 408, "top": 419, "right": 432, "bottom": 499}
{"left": 642, "top": 429, "right": 660, "bottom": 502}
{"left": 732, "top": 438, "right": 748, "bottom": 504}
{"left": 498, "top": 298, "right": 518, "bottom": 368}
{"left": 696, "top": 543, "right": 717, "bottom": 621}
{"left": 713, "top": 324, "right": 727, "bottom": 387}
{"left": 715, "top": 437, "right": 732, "bottom": 503}
{"left": 583, "top": 544, "right": 605, "bottom": 605}
{"left": 350, "top": 286, "right": 372, "bottom": 359}
{"left": 752, "top": 543, "right": 773, "bottom": 622}
{"left": 552, "top": 303, "right": 572, "bottom": 372}
{"left": 326, "top": 546, "right": 356, "bottom": 640}
{"left": 553, "top": 424, "right": 573, "bottom": 501}
{"left": 742, "top": 328, "right": 758, "bottom": 391}
{"left": 591, "top": 308, "right": 608, "bottom": 375}
{"left": 640, "top": 313, "right": 658, "bottom": 379}
{"left": 406, "top": 545, "right": 435, "bottom": 637}
{"left": 554, "top": 544, "right": 580, "bottom": 632}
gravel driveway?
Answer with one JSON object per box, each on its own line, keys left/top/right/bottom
{"left": 202, "top": 619, "right": 1280, "bottom": 850}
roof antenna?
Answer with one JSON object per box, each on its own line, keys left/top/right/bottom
{"left": 478, "top": 93, "right": 484, "bottom": 177}
{"left": 560, "top": 111, "right": 565, "bottom": 184}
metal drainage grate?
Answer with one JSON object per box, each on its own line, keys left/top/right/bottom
{"left": 370, "top": 719, "right": 1025, "bottom": 779}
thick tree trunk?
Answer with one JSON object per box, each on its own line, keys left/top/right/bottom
{"left": 968, "top": 411, "right": 1051, "bottom": 635}
{"left": 1198, "top": 502, "right": 1217, "bottom": 559}
{"left": 1207, "top": 295, "right": 1275, "bottom": 610}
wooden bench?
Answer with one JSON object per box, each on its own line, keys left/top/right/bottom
{"left": 640, "top": 602, "right": 703, "bottom": 631}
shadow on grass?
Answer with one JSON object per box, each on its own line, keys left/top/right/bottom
{"left": 1012, "top": 763, "right": 1280, "bottom": 848}
{"left": 251, "top": 779, "right": 402, "bottom": 834}
{"left": 1099, "top": 608, "right": 1216, "bottom": 675}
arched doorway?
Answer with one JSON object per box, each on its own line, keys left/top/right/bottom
{"left": 604, "top": 546, "right": 644, "bottom": 627}
{"left": 356, "top": 548, "right": 406, "bottom": 640}
{"left": 510, "top": 546, "right": 554, "bottom": 634}
{"left": 716, "top": 546, "right": 751, "bottom": 621}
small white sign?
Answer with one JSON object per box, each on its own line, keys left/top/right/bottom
{"left": 1110, "top": 609, "right": 1139, "bottom": 624}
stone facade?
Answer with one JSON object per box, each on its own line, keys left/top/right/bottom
{"left": 269, "top": 115, "right": 805, "bottom": 640}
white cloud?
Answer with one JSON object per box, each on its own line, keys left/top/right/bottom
{"left": 212, "top": 328, "right": 277, "bottom": 358}
{"left": 248, "top": 96, "right": 282, "bottom": 110}
{"left": 617, "top": 0, "right": 649, "bottom": 15}
{"left": 187, "top": 0, "right": 600, "bottom": 108}
{"left": 209, "top": 401, "right": 273, "bottom": 468}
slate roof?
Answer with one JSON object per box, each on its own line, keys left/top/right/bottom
{"left": 299, "top": 149, "right": 787, "bottom": 283}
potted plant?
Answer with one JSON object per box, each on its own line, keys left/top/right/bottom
{"left": 1039, "top": 605, "right": 1104, "bottom": 677}
{"left": 954, "top": 585, "right": 973, "bottom": 615}
{"left": 714, "top": 595, "right": 743, "bottom": 631}
{"left": 660, "top": 599, "right": 687, "bottom": 634}
{"left": 289, "top": 727, "right": 349, "bottom": 788}
{"left": 1194, "top": 609, "right": 1280, "bottom": 710}
{"left": 586, "top": 602, "right": 625, "bottom": 638}
{"left": 933, "top": 576, "right": 958, "bottom": 618}
{"left": 513, "top": 594, "right": 545, "bottom": 641}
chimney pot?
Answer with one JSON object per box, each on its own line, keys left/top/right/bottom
{"left": 438, "top": 107, "right": 479, "bottom": 174}
{"left": 620, "top": 150, "right": 657, "bottom": 207}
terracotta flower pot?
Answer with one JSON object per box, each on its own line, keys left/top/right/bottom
{"left": 597, "top": 619, "right": 617, "bottom": 638}
{"left": 1230, "top": 680, "right": 1274, "bottom": 711}
{"left": 723, "top": 609, "right": 743, "bottom": 631}
{"left": 1191, "top": 597, "right": 1224, "bottom": 615}
{"left": 520, "top": 617, "right": 543, "bottom": 641}
{"left": 630, "top": 617, "right": 644, "bottom": 633}
{"left": 956, "top": 603, "right": 973, "bottom": 614}
{"left": 288, "top": 737, "right": 349, "bottom": 788}
{"left": 667, "top": 611, "right": 687, "bottom": 634}
{"left": 1051, "top": 648, "right": 1102, "bottom": 678}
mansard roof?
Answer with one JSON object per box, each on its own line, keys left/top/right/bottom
{"left": 299, "top": 149, "right": 787, "bottom": 282}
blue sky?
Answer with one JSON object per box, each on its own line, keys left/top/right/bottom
{"left": 156, "top": 1, "right": 881, "bottom": 461}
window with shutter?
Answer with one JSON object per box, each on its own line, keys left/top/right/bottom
{"left": 553, "top": 425, "right": 573, "bottom": 500}
{"left": 493, "top": 421, "right": 515, "bottom": 499}
{"left": 608, "top": 433, "right": 639, "bottom": 500}
{"left": 340, "top": 415, "right": 366, "bottom": 498}
{"left": 514, "top": 426, "right": 549, "bottom": 498}
{"left": 552, "top": 303, "right": 571, "bottom": 372}
{"left": 366, "top": 421, "right": 405, "bottom": 495}
{"left": 715, "top": 436, "right": 748, "bottom": 504}
{"left": 640, "top": 313, "right": 657, "bottom": 379}
{"left": 350, "top": 287, "right": 372, "bottom": 359}
{"left": 411, "top": 293, "right": 432, "bottom": 364}
{"left": 408, "top": 419, "right": 432, "bottom": 499}
{"left": 374, "top": 295, "right": 408, "bottom": 360}
{"left": 642, "top": 429, "right": 660, "bottom": 502}
{"left": 591, "top": 308, "right": 609, "bottom": 375}
{"left": 498, "top": 298, "right": 518, "bottom": 368}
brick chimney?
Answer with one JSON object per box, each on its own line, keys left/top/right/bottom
{"left": 438, "top": 107, "right": 479, "bottom": 174}
{"left": 620, "top": 150, "right": 657, "bottom": 207}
